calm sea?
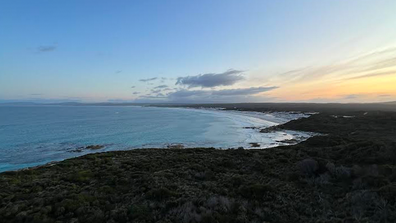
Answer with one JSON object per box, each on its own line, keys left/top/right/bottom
{"left": 0, "top": 106, "right": 310, "bottom": 172}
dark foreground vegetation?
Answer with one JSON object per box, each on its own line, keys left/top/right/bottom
{"left": 1, "top": 106, "right": 396, "bottom": 222}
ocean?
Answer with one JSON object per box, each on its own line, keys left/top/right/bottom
{"left": 0, "top": 105, "right": 311, "bottom": 172}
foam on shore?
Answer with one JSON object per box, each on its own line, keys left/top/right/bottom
{"left": 169, "top": 107, "right": 314, "bottom": 149}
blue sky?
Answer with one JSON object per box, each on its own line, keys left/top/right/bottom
{"left": 1, "top": 0, "right": 396, "bottom": 103}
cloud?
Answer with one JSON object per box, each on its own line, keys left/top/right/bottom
{"left": 212, "top": 87, "right": 278, "bottom": 96}
{"left": 378, "top": 94, "right": 391, "bottom": 97}
{"left": 168, "top": 90, "right": 209, "bottom": 98}
{"left": 343, "top": 94, "right": 361, "bottom": 100}
{"left": 131, "top": 86, "right": 136, "bottom": 88}
{"left": 132, "top": 92, "right": 140, "bottom": 95}
{"left": 153, "top": 85, "right": 168, "bottom": 89}
{"left": 176, "top": 69, "right": 245, "bottom": 88}
{"left": 139, "top": 94, "right": 167, "bottom": 99}
{"left": 37, "top": 45, "right": 57, "bottom": 53}
{"left": 139, "top": 77, "right": 158, "bottom": 82}
{"left": 346, "top": 70, "right": 395, "bottom": 80}
{"left": 147, "top": 85, "right": 172, "bottom": 96}
{"left": 151, "top": 89, "right": 162, "bottom": 94}
{"left": 167, "top": 86, "right": 277, "bottom": 99}
{"left": 272, "top": 47, "right": 396, "bottom": 84}
{"left": 134, "top": 86, "right": 278, "bottom": 103}
{"left": 107, "top": 99, "right": 135, "bottom": 103}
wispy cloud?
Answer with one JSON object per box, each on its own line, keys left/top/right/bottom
{"left": 346, "top": 70, "right": 395, "bottom": 80}
{"left": 139, "top": 94, "right": 168, "bottom": 99}
{"left": 212, "top": 87, "right": 278, "bottom": 96}
{"left": 342, "top": 94, "right": 361, "bottom": 100}
{"left": 304, "top": 93, "right": 396, "bottom": 103}
{"left": 139, "top": 77, "right": 158, "bottom": 82}
{"left": 153, "top": 85, "right": 168, "bottom": 89}
{"left": 176, "top": 69, "right": 245, "bottom": 88}
{"left": 259, "top": 47, "right": 396, "bottom": 102}
{"left": 168, "top": 90, "right": 208, "bottom": 98}
{"left": 150, "top": 85, "right": 172, "bottom": 95}
{"left": 273, "top": 47, "right": 396, "bottom": 84}
{"left": 36, "top": 45, "right": 57, "bottom": 53}
{"left": 378, "top": 94, "right": 391, "bottom": 98}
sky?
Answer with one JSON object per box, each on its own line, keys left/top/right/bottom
{"left": 1, "top": 0, "right": 396, "bottom": 103}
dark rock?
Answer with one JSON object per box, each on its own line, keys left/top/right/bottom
{"left": 243, "top": 126, "right": 258, "bottom": 129}
{"left": 249, "top": 143, "right": 260, "bottom": 147}
{"left": 166, "top": 144, "right": 184, "bottom": 149}
{"left": 85, "top": 145, "right": 104, "bottom": 150}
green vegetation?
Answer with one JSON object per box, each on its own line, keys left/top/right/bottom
{"left": 1, "top": 111, "right": 396, "bottom": 222}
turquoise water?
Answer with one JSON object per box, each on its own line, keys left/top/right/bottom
{"left": 0, "top": 106, "right": 309, "bottom": 172}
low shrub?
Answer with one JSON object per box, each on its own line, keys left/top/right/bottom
{"left": 239, "top": 184, "right": 275, "bottom": 199}
{"left": 145, "top": 188, "right": 178, "bottom": 201}
{"left": 128, "top": 204, "right": 150, "bottom": 221}
{"left": 361, "top": 175, "right": 389, "bottom": 188}
{"left": 326, "top": 162, "right": 336, "bottom": 175}
{"left": 297, "top": 158, "right": 318, "bottom": 177}
{"left": 334, "top": 165, "right": 351, "bottom": 180}
{"left": 65, "top": 170, "right": 94, "bottom": 183}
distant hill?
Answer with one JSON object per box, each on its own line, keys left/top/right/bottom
{"left": 0, "top": 102, "right": 39, "bottom": 106}
{"left": 2, "top": 101, "right": 396, "bottom": 112}
{"left": 169, "top": 102, "right": 396, "bottom": 113}
{"left": 382, "top": 101, "right": 396, "bottom": 105}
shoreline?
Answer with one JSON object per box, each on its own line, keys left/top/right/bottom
{"left": 174, "top": 107, "right": 315, "bottom": 149}
{"left": 0, "top": 107, "right": 315, "bottom": 173}
{"left": 1, "top": 106, "right": 396, "bottom": 222}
